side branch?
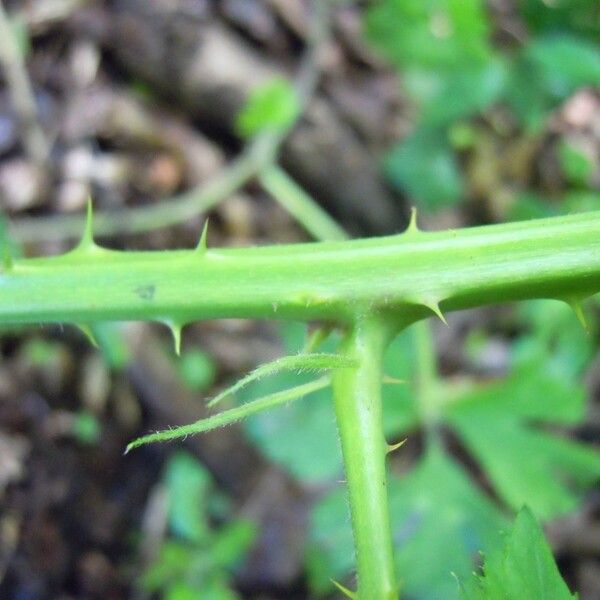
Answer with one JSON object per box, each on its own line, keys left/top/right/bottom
{"left": 332, "top": 315, "right": 398, "bottom": 599}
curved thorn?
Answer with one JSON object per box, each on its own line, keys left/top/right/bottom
{"left": 196, "top": 219, "right": 209, "bottom": 253}
{"left": 76, "top": 323, "right": 98, "bottom": 347}
{"left": 423, "top": 301, "right": 447, "bottom": 325}
{"left": 331, "top": 579, "right": 357, "bottom": 599}
{"left": 387, "top": 438, "right": 406, "bottom": 455}
{"left": 167, "top": 321, "right": 183, "bottom": 355}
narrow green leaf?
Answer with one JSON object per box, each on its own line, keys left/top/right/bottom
{"left": 125, "top": 376, "right": 330, "bottom": 453}
{"left": 240, "top": 323, "right": 345, "bottom": 483}
{"left": 207, "top": 352, "right": 355, "bottom": 408}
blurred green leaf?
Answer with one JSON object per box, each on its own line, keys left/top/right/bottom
{"left": 558, "top": 141, "right": 594, "bottom": 188}
{"left": 513, "top": 299, "right": 594, "bottom": 378}
{"left": 210, "top": 520, "right": 256, "bottom": 571}
{"left": 449, "top": 122, "right": 479, "bottom": 150}
{"left": 507, "top": 191, "right": 600, "bottom": 223}
{"left": 143, "top": 455, "right": 252, "bottom": 600}
{"left": 307, "top": 447, "right": 507, "bottom": 599}
{"left": 365, "top": 0, "right": 502, "bottom": 127}
{"left": 142, "top": 542, "right": 196, "bottom": 592}
{"left": 365, "top": 0, "right": 491, "bottom": 70}
{"left": 92, "top": 322, "right": 131, "bottom": 370}
{"left": 244, "top": 387, "right": 341, "bottom": 483}
{"left": 506, "top": 35, "right": 600, "bottom": 128}
{"left": 166, "top": 580, "right": 238, "bottom": 600}
{"left": 505, "top": 192, "right": 559, "bottom": 222}
{"left": 165, "top": 452, "right": 212, "bottom": 543}
{"left": 528, "top": 35, "right": 600, "bottom": 95}
{"left": 178, "top": 349, "right": 216, "bottom": 392}
{"left": 143, "top": 541, "right": 241, "bottom": 599}
{"left": 460, "top": 506, "right": 576, "bottom": 599}
{"left": 446, "top": 363, "right": 600, "bottom": 519}
{"left": 384, "top": 127, "right": 463, "bottom": 210}
{"left": 305, "top": 485, "right": 355, "bottom": 596}
{"left": 235, "top": 78, "right": 299, "bottom": 138}
{"left": 408, "top": 59, "right": 506, "bottom": 126}
{"left": 72, "top": 410, "right": 101, "bottom": 445}
{"left": 563, "top": 191, "right": 600, "bottom": 213}
{"left": 165, "top": 582, "right": 205, "bottom": 600}
{"left": 518, "top": 0, "right": 600, "bottom": 42}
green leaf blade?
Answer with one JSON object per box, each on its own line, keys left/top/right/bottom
{"left": 461, "top": 507, "right": 577, "bottom": 600}
{"left": 446, "top": 366, "right": 600, "bottom": 519}
{"left": 306, "top": 448, "right": 508, "bottom": 600}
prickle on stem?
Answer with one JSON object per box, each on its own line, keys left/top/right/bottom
{"left": 196, "top": 219, "right": 209, "bottom": 254}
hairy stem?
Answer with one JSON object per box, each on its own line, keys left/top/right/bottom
{"left": 3, "top": 211, "right": 600, "bottom": 327}
{"left": 332, "top": 315, "right": 397, "bottom": 599}
{"left": 126, "top": 376, "right": 331, "bottom": 453}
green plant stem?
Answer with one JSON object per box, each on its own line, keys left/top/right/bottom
{"left": 4, "top": 211, "right": 600, "bottom": 327}
{"left": 259, "top": 165, "right": 348, "bottom": 242}
{"left": 332, "top": 315, "right": 398, "bottom": 600}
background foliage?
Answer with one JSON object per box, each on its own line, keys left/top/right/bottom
{"left": 0, "top": 0, "right": 599, "bottom": 598}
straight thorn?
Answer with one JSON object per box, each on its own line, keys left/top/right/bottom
{"left": 331, "top": 579, "right": 357, "bottom": 599}
{"left": 78, "top": 198, "right": 95, "bottom": 249}
{"left": 197, "top": 219, "right": 209, "bottom": 253}
{"left": 406, "top": 206, "right": 419, "bottom": 234}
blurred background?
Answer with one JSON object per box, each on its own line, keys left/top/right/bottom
{"left": 0, "top": 0, "right": 599, "bottom": 598}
